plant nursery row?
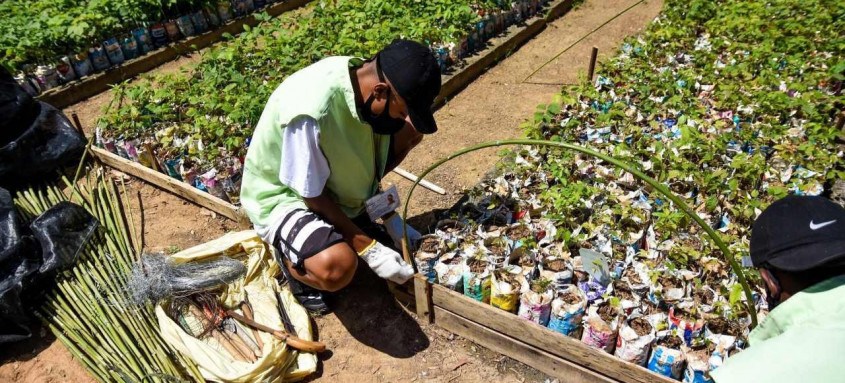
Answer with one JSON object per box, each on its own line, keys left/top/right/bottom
{"left": 412, "top": 0, "right": 843, "bottom": 382}
{"left": 93, "top": 0, "right": 553, "bottom": 204}
{"left": 6, "top": 0, "right": 291, "bottom": 95}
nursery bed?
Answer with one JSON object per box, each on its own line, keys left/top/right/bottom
{"left": 79, "top": 0, "right": 576, "bottom": 225}
{"left": 37, "top": 0, "right": 313, "bottom": 109}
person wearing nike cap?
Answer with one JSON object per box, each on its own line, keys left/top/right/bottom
{"left": 712, "top": 195, "right": 845, "bottom": 383}
{"left": 239, "top": 40, "right": 440, "bottom": 313}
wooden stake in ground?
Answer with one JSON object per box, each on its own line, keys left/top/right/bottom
{"left": 588, "top": 46, "right": 599, "bottom": 82}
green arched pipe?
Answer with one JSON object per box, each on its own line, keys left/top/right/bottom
{"left": 401, "top": 139, "right": 758, "bottom": 328}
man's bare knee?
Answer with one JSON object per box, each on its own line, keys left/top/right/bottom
{"left": 303, "top": 243, "right": 358, "bottom": 292}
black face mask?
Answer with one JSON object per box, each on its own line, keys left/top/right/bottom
{"left": 362, "top": 86, "right": 406, "bottom": 135}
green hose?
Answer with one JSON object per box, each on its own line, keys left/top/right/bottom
{"left": 400, "top": 139, "right": 758, "bottom": 328}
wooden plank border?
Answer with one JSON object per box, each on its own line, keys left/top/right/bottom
{"left": 84, "top": 0, "right": 576, "bottom": 225}
{"left": 90, "top": 146, "right": 251, "bottom": 228}
{"left": 434, "top": 307, "right": 619, "bottom": 383}
{"left": 430, "top": 283, "right": 674, "bottom": 383}
{"left": 39, "top": 0, "right": 313, "bottom": 108}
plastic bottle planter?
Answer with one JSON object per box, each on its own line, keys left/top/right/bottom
{"left": 103, "top": 38, "right": 126, "bottom": 66}
{"left": 35, "top": 65, "right": 59, "bottom": 92}
{"left": 133, "top": 27, "right": 155, "bottom": 54}
{"left": 204, "top": 7, "right": 222, "bottom": 27}
{"left": 71, "top": 52, "right": 94, "bottom": 78}
{"left": 89, "top": 46, "right": 111, "bottom": 72}
{"left": 233, "top": 0, "right": 255, "bottom": 17}
{"left": 217, "top": 1, "right": 234, "bottom": 23}
{"left": 164, "top": 20, "right": 182, "bottom": 42}
{"left": 176, "top": 15, "right": 196, "bottom": 38}
{"left": 15, "top": 73, "right": 40, "bottom": 96}
{"left": 150, "top": 23, "right": 169, "bottom": 47}
{"left": 121, "top": 36, "right": 139, "bottom": 60}
{"left": 192, "top": 10, "right": 210, "bottom": 34}
{"left": 56, "top": 56, "right": 77, "bottom": 83}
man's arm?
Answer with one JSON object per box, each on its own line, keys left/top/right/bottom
{"left": 303, "top": 193, "right": 374, "bottom": 254}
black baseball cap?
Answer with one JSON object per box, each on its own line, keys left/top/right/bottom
{"left": 750, "top": 195, "right": 845, "bottom": 271}
{"left": 376, "top": 39, "right": 441, "bottom": 134}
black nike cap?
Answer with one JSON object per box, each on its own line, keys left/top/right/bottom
{"left": 750, "top": 195, "right": 845, "bottom": 271}
{"left": 376, "top": 39, "right": 441, "bottom": 134}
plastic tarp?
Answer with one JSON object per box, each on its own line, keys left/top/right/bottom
{"left": 0, "top": 187, "right": 98, "bottom": 343}
{"left": 0, "top": 67, "right": 85, "bottom": 190}
{"left": 156, "top": 231, "right": 317, "bottom": 382}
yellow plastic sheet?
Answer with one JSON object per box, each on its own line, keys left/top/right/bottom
{"left": 156, "top": 231, "right": 317, "bottom": 382}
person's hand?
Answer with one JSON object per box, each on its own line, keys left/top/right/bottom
{"left": 383, "top": 213, "right": 422, "bottom": 250}
{"left": 358, "top": 240, "right": 414, "bottom": 284}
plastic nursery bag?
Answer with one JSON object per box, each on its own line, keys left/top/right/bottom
{"left": 682, "top": 333, "right": 737, "bottom": 383}
{"left": 415, "top": 234, "right": 441, "bottom": 283}
{"left": 669, "top": 305, "right": 705, "bottom": 345}
{"left": 547, "top": 284, "right": 587, "bottom": 337}
{"left": 517, "top": 286, "right": 553, "bottom": 326}
{"left": 156, "top": 231, "right": 317, "bottom": 382}
{"left": 462, "top": 257, "right": 491, "bottom": 303}
{"left": 490, "top": 266, "right": 522, "bottom": 313}
{"left": 434, "top": 251, "right": 464, "bottom": 291}
{"left": 580, "top": 304, "right": 621, "bottom": 353}
{"left": 614, "top": 315, "right": 656, "bottom": 366}
{"left": 648, "top": 331, "right": 687, "bottom": 380}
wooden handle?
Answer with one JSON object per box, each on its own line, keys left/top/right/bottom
{"left": 211, "top": 329, "right": 252, "bottom": 362}
{"left": 241, "top": 295, "right": 264, "bottom": 351}
{"left": 227, "top": 310, "right": 327, "bottom": 353}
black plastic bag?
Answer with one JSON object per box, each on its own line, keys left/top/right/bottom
{"left": 0, "top": 67, "right": 86, "bottom": 190}
{"left": 0, "top": 187, "right": 98, "bottom": 343}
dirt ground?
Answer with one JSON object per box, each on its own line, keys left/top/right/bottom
{"left": 1, "top": 1, "right": 663, "bottom": 382}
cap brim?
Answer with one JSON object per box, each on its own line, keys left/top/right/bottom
{"left": 408, "top": 104, "right": 437, "bottom": 134}
{"left": 765, "top": 239, "right": 845, "bottom": 271}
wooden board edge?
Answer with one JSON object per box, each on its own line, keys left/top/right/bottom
{"left": 89, "top": 146, "right": 249, "bottom": 228}
{"left": 430, "top": 283, "right": 674, "bottom": 383}
{"left": 41, "top": 0, "right": 313, "bottom": 108}
{"left": 434, "top": 306, "right": 619, "bottom": 383}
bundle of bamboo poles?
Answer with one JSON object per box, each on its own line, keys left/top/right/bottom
{"left": 13, "top": 170, "right": 202, "bottom": 382}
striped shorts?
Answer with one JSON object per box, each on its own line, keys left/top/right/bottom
{"left": 271, "top": 208, "right": 345, "bottom": 271}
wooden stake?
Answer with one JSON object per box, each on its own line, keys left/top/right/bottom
{"left": 393, "top": 167, "right": 447, "bottom": 195}
{"left": 70, "top": 112, "right": 87, "bottom": 141}
{"left": 414, "top": 275, "right": 433, "bottom": 324}
{"left": 587, "top": 46, "right": 599, "bottom": 82}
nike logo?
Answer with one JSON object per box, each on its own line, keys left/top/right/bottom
{"left": 810, "top": 220, "right": 837, "bottom": 230}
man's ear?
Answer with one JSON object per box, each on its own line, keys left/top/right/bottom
{"left": 759, "top": 268, "right": 781, "bottom": 299}
{"left": 372, "top": 82, "right": 390, "bottom": 99}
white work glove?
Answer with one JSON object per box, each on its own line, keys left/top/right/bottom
{"left": 358, "top": 240, "right": 414, "bottom": 284}
{"left": 383, "top": 213, "right": 422, "bottom": 251}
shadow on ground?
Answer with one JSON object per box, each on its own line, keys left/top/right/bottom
{"left": 325, "top": 263, "right": 429, "bottom": 359}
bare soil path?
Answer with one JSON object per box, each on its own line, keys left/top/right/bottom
{"left": 1, "top": 1, "right": 663, "bottom": 382}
